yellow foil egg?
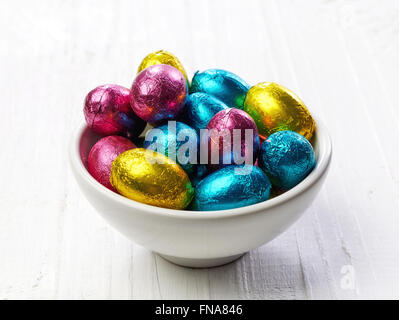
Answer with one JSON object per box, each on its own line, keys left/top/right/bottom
{"left": 137, "top": 50, "right": 188, "bottom": 82}
{"left": 243, "top": 82, "right": 315, "bottom": 140}
{"left": 110, "top": 148, "right": 194, "bottom": 209}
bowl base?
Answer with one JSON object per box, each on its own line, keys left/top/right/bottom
{"left": 157, "top": 252, "right": 245, "bottom": 268}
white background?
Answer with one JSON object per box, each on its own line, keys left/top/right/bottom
{"left": 1, "top": 0, "right": 399, "bottom": 299}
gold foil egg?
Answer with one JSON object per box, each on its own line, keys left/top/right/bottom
{"left": 243, "top": 82, "right": 315, "bottom": 140}
{"left": 137, "top": 50, "right": 188, "bottom": 81}
{"left": 110, "top": 148, "right": 194, "bottom": 209}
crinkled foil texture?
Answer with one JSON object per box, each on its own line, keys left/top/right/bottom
{"left": 110, "top": 148, "right": 194, "bottom": 209}
{"left": 131, "top": 64, "right": 187, "bottom": 123}
{"left": 191, "top": 165, "right": 271, "bottom": 211}
{"left": 83, "top": 84, "right": 146, "bottom": 138}
{"left": 88, "top": 136, "right": 136, "bottom": 191}
{"left": 259, "top": 131, "right": 315, "bottom": 190}
{"left": 244, "top": 82, "right": 315, "bottom": 140}
{"left": 190, "top": 164, "right": 208, "bottom": 187}
{"left": 180, "top": 92, "right": 228, "bottom": 133}
{"left": 206, "top": 108, "right": 260, "bottom": 171}
{"left": 190, "top": 69, "right": 250, "bottom": 109}
{"left": 143, "top": 122, "right": 199, "bottom": 176}
{"left": 137, "top": 50, "right": 188, "bottom": 81}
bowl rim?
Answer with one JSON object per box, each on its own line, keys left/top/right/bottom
{"left": 70, "top": 118, "right": 332, "bottom": 220}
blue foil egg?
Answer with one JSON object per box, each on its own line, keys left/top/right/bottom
{"left": 144, "top": 121, "right": 198, "bottom": 176}
{"left": 179, "top": 92, "right": 229, "bottom": 133}
{"left": 190, "top": 164, "right": 208, "bottom": 187}
{"left": 190, "top": 69, "right": 250, "bottom": 109}
{"left": 191, "top": 165, "right": 271, "bottom": 211}
{"left": 259, "top": 130, "right": 316, "bottom": 190}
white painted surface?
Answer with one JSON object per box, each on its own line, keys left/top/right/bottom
{"left": 1, "top": 0, "right": 399, "bottom": 299}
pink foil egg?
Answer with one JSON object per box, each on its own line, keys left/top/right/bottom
{"left": 88, "top": 135, "right": 136, "bottom": 191}
{"left": 130, "top": 64, "right": 187, "bottom": 123}
{"left": 84, "top": 84, "right": 146, "bottom": 138}
{"left": 205, "top": 108, "right": 260, "bottom": 171}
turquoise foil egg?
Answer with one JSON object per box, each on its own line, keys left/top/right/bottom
{"left": 190, "top": 69, "right": 250, "bottom": 109}
{"left": 190, "top": 164, "right": 208, "bottom": 187}
{"left": 191, "top": 165, "right": 271, "bottom": 211}
{"left": 180, "top": 92, "right": 229, "bottom": 133}
{"left": 259, "top": 130, "right": 316, "bottom": 190}
{"left": 143, "top": 121, "right": 199, "bottom": 176}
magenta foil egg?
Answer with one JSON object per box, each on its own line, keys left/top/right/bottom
{"left": 88, "top": 135, "right": 136, "bottom": 191}
{"left": 84, "top": 84, "right": 146, "bottom": 138}
{"left": 205, "top": 108, "right": 260, "bottom": 171}
{"left": 130, "top": 64, "right": 187, "bottom": 123}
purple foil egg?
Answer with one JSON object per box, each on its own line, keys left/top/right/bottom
{"left": 84, "top": 84, "right": 146, "bottom": 138}
{"left": 88, "top": 135, "right": 136, "bottom": 191}
{"left": 205, "top": 108, "right": 260, "bottom": 171}
{"left": 130, "top": 64, "right": 187, "bottom": 123}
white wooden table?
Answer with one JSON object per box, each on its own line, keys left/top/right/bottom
{"left": 1, "top": 0, "right": 399, "bottom": 299}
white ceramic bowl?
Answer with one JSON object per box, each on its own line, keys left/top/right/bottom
{"left": 70, "top": 120, "right": 332, "bottom": 268}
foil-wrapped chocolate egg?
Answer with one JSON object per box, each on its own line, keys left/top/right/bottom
{"left": 110, "top": 148, "right": 194, "bottom": 209}
{"left": 205, "top": 108, "right": 260, "bottom": 171}
{"left": 130, "top": 64, "right": 188, "bottom": 123}
{"left": 88, "top": 135, "right": 136, "bottom": 191}
{"left": 137, "top": 50, "right": 188, "bottom": 82}
{"left": 179, "top": 92, "right": 228, "bottom": 133}
{"left": 243, "top": 82, "right": 316, "bottom": 140}
{"left": 190, "top": 164, "right": 208, "bottom": 187}
{"left": 258, "top": 130, "right": 316, "bottom": 190}
{"left": 84, "top": 84, "right": 146, "bottom": 138}
{"left": 190, "top": 69, "right": 250, "bottom": 109}
{"left": 143, "top": 121, "right": 198, "bottom": 176}
{"left": 191, "top": 165, "right": 271, "bottom": 211}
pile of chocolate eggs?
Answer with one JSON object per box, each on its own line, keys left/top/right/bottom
{"left": 84, "top": 50, "right": 316, "bottom": 211}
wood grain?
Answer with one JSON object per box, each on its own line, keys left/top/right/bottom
{"left": 0, "top": 0, "right": 398, "bottom": 299}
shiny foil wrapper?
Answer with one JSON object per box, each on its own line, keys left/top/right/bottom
{"left": 88, "top": 136, "right": 136, "bottom": 191}
{"left": 179, "top": 92, "right": 228, "bottom": 133}
{"left": 258, "top": 130, "right": 316, "bottom": 190}
{"left": 243, "top": 82, "right": 315, "bottom": 140}
{"left": 191, "top": 165, "right": 271, "bottom": 211}
{"left": 110, "top": 148, "right": 194, "bottom": 209}
{"left": 206, "top": 108, "right": 260, "bottom": 171}
{"left": 143, "top": 121, "right": 198, "bottom": 176}
{"left": 137, "top": 50, "right": 188, "bottom": 82}
{"left": 83, "top": 84, "right": 146, "bottom": 138}
{"left": 190, "top": 164, "right": 208, "bottom": 187}
{"left": 190, "top": 69, "right": 250, "bottom": 109}
{"left": 131, "top": 64, "right": 187, "bottom": 123}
